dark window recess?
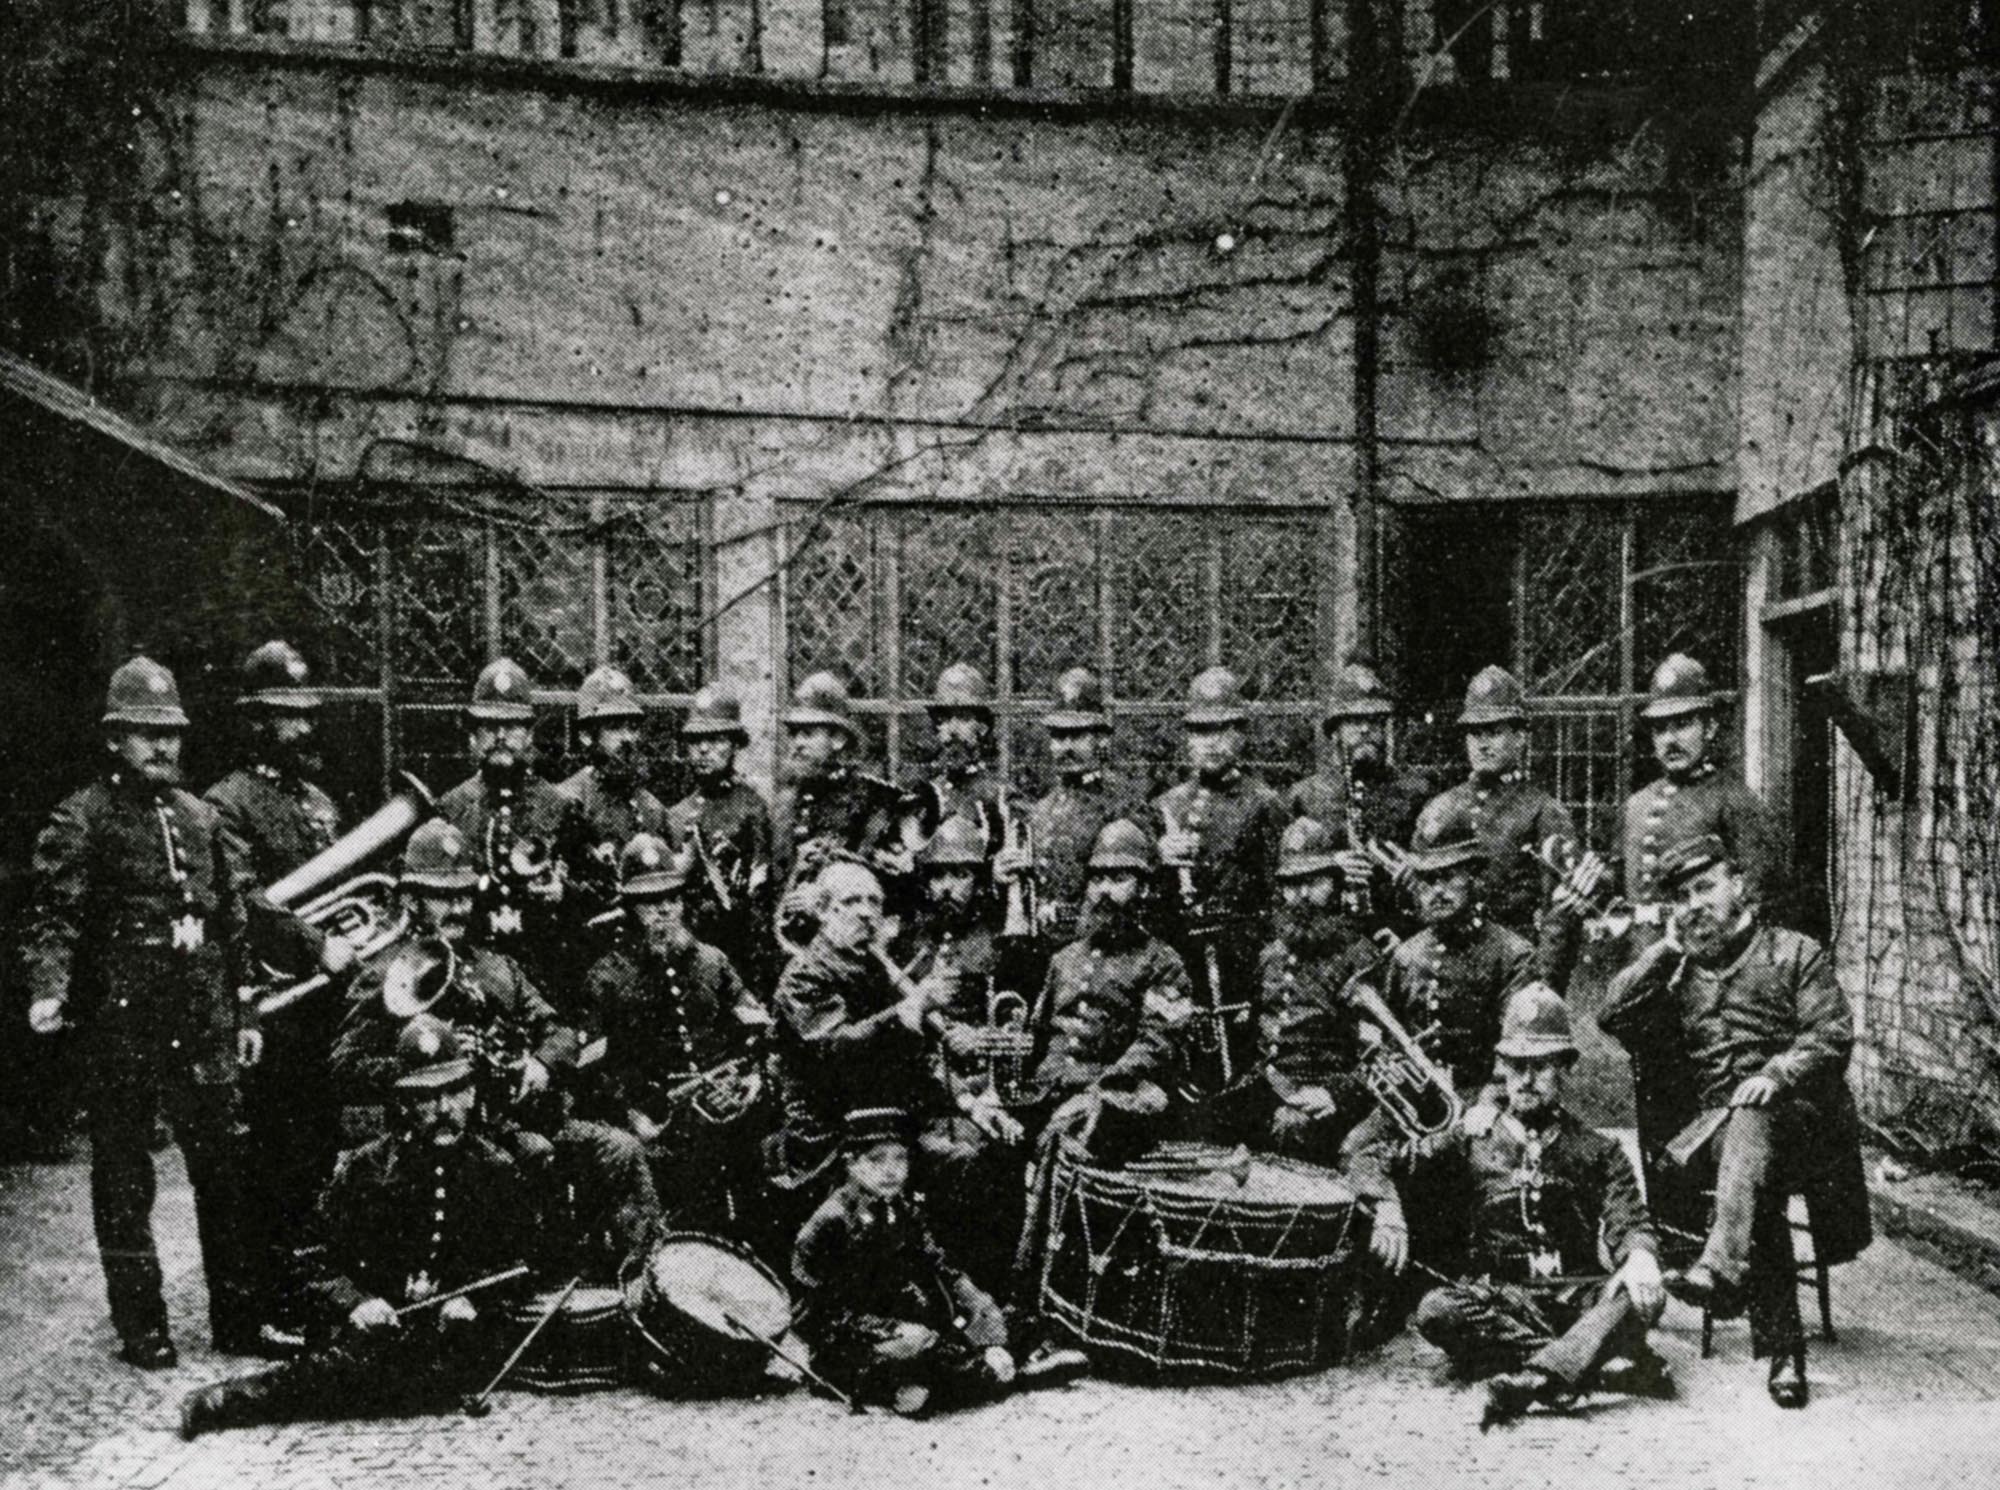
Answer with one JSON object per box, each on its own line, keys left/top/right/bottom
{"left": 387, "top": 202, "right": 455, "bottom": 255}
{"left": 824, "top": 0, "right": 849, "bottom": 47}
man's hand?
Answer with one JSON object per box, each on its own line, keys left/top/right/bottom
{"left": 963, "top": 1092, "right": 1025, "bottom": 1144}
{"left": 629, "top": 1109, "right": 663, "bottom": 1144}
{"left": 1461, "top": 1101, "right": 1501, "bottom": 1137}
{"left": 439, "top": 1296, "right": 478, "bottom": 1327}
{"left": 236, "top": 1028, "right": 264, "bottom": 1069}
{"left": 348, "top": 1297, "right": 398, "bottom": 1333}
{"left": 1285, "top": 1084, "right": 1338, "bottom": 1119}
{"left": 517, "top": 1057, "right": 551, "bottom": 1099}
{"left": 1333, "top": 848, "right": 1374, "bottom": 887}
{"left": 1729, "top": 1074, "right": 1779, "bottom": 1108}
{"left": 1158, "top": 828, "right": 1200, "bottom": 869}
{"left": 1615, "top": 1248, "right": 1666, "bottom": 1318}
{"left": 319, "top": 932, "right": 359, "bottom": 976}
{"left": 1369, "top": 1203, "right": 1409, "bottom": 1272}
{"left": 27, "top": 998, "right": 64, "bottom": 1035}
{"left": 1550, "top": 850, "right": 1611, "bottom": 915}
{"left": 982, "top": 1346, "right": 1017, "bottom": 1385}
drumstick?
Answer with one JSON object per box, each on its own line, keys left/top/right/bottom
{"left": 718, "top": 1309, "right": 857, "bottom": 1412}
{"left": 392, "top": 1265, "right": 531, "bottom": 1320}
{"left": 462, "top": 1275, "right": 580, "bottom": 1418}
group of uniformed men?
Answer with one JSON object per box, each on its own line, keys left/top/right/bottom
{"left": 21, "top": 636, "right": 1869, "bottom": 1433}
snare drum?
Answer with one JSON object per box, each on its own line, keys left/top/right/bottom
{"left": 1037, "top": 1139, "right": 1366, "bottom": 1380}
{"left": 497, "top": 1285, "right": 632, "bottom": 1394}
{"left": 624, "top": 1231, "right": 794, "bottom": 1396}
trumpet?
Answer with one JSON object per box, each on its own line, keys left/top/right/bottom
{"left": 1524, "top": 833, "right": 1635, "bottom": 942}
{"left": 249, "top": 774, "right": 436, "bottom": 1018}
{"left": 1339, "top": 961, "right": 1463, "bottom": 1140}
{"left": 983, "top": 987, "right": 1037, "bottom": 1106}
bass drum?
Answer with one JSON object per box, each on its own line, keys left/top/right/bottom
{"left": 624, "top": 1231, "right": 794, "bottom": 1396}
{"left": 496, "top": 1285, "right": 632, "bottom": 1394}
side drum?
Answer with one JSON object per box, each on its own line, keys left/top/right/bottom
{"left": 1037, "top": 1140, "right": 1368, "bottom": 1380}
{"left": 496, "top": 1285, "right": 632, "bottom": 1394}
{"left": 624, "top": 1231, "right": 794, "bottom": 1396}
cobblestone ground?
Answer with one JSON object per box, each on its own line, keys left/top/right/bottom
{"left": 6, "top": 1147, "right": 2000, "bottom": 1490}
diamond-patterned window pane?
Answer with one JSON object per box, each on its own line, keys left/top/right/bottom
{"left": 391, "top": 520, "right": 482, "bottom": 687}
{"left": 1636, "top": 504, "right": 1740, "bottom": 685}
{"left": 1531, "top": 706, "right": 1623, "bottom": 851}
{"left": 609, "top": 498, "right": 705, "bottom": 693}
{"left": 1225, "top": 517, "right": 1322, "bottom": 702}
{"left": 497, "top": 523, "right": 593, "bottom": 686}
{"left": 1116, "top": 510, "right": 1211, "bottom": 700}
{"left": 290, "top": 520, "right": 378, "bottom": 687}
{"left": 1519, "top": 507, "right": 1623, "bottom": 696}
{"left": 1007, "top": 508, "right": 1101, "bottom": 699}
{"left": 786, "top": 510, "right": 880, "bottom": 694}
{"left": 898, "top": 509, "right": 998, "bottom": 698}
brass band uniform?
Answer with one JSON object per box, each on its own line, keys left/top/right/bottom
{"left": 557, "top": 665, "right": 670, "bottom": 955}
{"left": 667, "top": 684, "right": 776, "bottom": 989}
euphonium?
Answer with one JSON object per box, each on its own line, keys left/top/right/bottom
{"left": 249, "top": 774, "right": 436, "bottom": 1017}
{"left": 1338, "top": 961, "right": 1463, "bottom": 1140}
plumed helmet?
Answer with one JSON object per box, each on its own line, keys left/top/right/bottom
{"left": 393, "top": 1014, "right": 475, "bottom": 1093}
{"left": 1324, "top": 659, "right": 1395, "bottom": 723}
{"left": 466, "top": 658, "right": 536, "bottom": 724}
{"left": 576, "top": 665, "right": 645, "bottom": 724}
{"left": 1043, "top": 666, "right": 1110, "bottom": 732}
{"left": 930, "top": 662, "right": 992, "bottom": 716}
{"left": 916, "top": 813, "right": 988, "bottom": 869}
{"left": 618, "top": 832, "right": 688, "bottom": 900}
{"left": 1088, "top": 818, "right": 1158, "bottom": 873}
{"left": 1640, "top": 653, "right": 1722, "bottom": 723}
{"left": 1493, "top": 982, "right": 1578, "bottom": 1062}
{"left": 1277, "top": 816, "right": 1344, "bottom": 881}
{"left": 681, "top": 684, "right": 750, "bottom": 742}
{"left": 1457, "top": 665, "right": 1528, "bottom": 728}
{"left": 400, "top": 818, "right": 479, "bottom": 893}
{"left": 1183, "top": 666, "right": 1248, "bottom": 727}
{"left": 238, "top": 640, "right": 318, "bottom": 712}
{"left": 783, "top": 670, "right": 860, "bottom": 739}
{"left": 103, "top": 656, "right": 189, "bottom": 729}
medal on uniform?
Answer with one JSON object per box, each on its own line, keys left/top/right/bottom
{"left": 1529, "top": 1247, "right": 1562, "bottom": 1280}
{"left": 172, "top": 914, "right": 206, "bottom": 953}
{"left": 407, "top": 1271, "right": 436, "bottom": 1303}
{"left": 490, "top": 904, "right": 523, "bottom": 937}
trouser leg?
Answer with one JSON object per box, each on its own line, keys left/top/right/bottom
{"left": 193, "top": 1322, "right": 499, "bottom": 1429}
{"left": 167, "top": 1079, "right": 257, "bottom": 1340}
{"left": 1700, "top": 1106, "right": 1777, "bottom": 1285}
{"left": 1413, "top": 1283, "right": 1557, "bottom": 1379}
{"left": 1527, "top": 1286, "right": 1652, "bottom": 1390}
{"left": 89, "top": 1082, "right": 168, "bottom": 1345}
{"left": 1745, "top": 1191, "right": 1805, "bottom": 1359}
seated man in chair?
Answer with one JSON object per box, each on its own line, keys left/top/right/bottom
{"left": 1598, "top": 834, "right": 1870, "bottom": 1409}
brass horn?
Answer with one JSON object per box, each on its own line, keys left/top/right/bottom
{"left": 1524, "top": 833, "right": 1636, "bottom": 942}
{"left": 381, "top": 936, "right": 459, "bottom": 1019}
{"left": 1339, "top": 963, "right": 1463, "bottom": 1140}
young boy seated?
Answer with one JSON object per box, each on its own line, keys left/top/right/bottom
{"left": 792, "top": 1106, "right": 1084, "bottom": 1415}
{"left": 1383, "top": 984, "right": 1673, "bottom": 1429}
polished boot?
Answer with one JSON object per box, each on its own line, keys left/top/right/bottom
{"left": 119, "top": 1334, "right": 177, "bottom": 1371}
{"left": 1665, "top": 1263, "right": 1745, "bottom": 1318}
{"left": 1596, "top": 1348, "right": 1677, "bottom": 1401}
{"left": 1767, "top": 1348, "right": 1808, "bottom": 1409}
{"left": 1480, "top": 1369, "right": 1558, "bottom": 1431}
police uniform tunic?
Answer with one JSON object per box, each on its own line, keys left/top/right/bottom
{"left": 556, "top": 766, "right": 669, "bottom": 933}
{"left": 1025, "top": 771, "right": 1149, "bottom": 944}
{"left": 437, "top": 772, "right": 587, "bottom": 1000}
{"left": 1422, "top": 773, "right": 1581, "bottom": 989}
{"left": 22, "top": 773, "right": 255, "bottom": 1347}
{"left": 1381, "top": 917, "right": 1537, "bottom": 1098}
{"left": 668, "top": 775, "right": 777, "bottom": 986}
{"left": 772, "top": 767, "right": 901, "bottom": 884}
{"left": 1027, "top": 932, "right": 1188, "bottom": 1102}
{"left": 1288, "top": 763, "right": 1434, "bottom": 934}
{"left": 1254, "top": 930, "right": 1379, "bottom": 1160}
{"left": 1619, "top": 764, "right": 1778, "bottom": 917}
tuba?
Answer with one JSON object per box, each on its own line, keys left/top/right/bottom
{"left": 1338, "top": 958, "right": 1463, "bottom": 1140}
{"left": 250, "top": 773, "right": 436, "bottom": 1017}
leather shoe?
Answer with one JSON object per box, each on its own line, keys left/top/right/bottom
{"left": 1767, "top": 1351, "right": 1809, "bottom": 1409}
{"left": 119, "top": 1335, "right": 178, "bottom": 1371}
{"left": 211, "top": 1323, "right": 297, "bottom": 1360}
{"left": 1480, "top": 1369, "right": 1555, "bottom": 1431}
{"left": 179, "top": 1384, "right": 229, "bottom": 1441}
{"left": 1597, "top": 1349, "right": 1677, "bottom": 1401}
{"left": 1017, "top": 1345, "right": 1091, "bottom": 1391}
{"left": 891, "top": 1382, "right": 932, "bottom": 1418}
{"left": 1665, "top": 1264, "right": 1745, "bottom": 1318}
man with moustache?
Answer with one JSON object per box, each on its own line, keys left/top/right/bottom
{"left": 1600, "top": 835, "right": 1870, "bottom": 1410}
{"left": 436, "top": 658, "right": 585, "bottom": 1001}
{"left": 1287, "top": 660, "right": 1434, "bottom": 943}
{"left": 1150, "top": 668, "right": 1287, "bottom": 1095}
{"left": 771, "top": 672, "right": 902, "bottom": 891}
{"left": 557, "top": 665, "right": 669, "bottom": 968}
{"left": 901, "top": 663, "right": 1006, "bottom": 856}
{"left": 332, "top": 820, "right": 659, "bottom": 1283}
{"left": 993, "top": 668, "right": 1147, "bottom": 984}
{"left": 581, "top": 833, "right": 770, "bottom": 1236}
{"left": 1250, "top": 818, "right": 1382, "bottom": 1167}
{"left": 1417, "top": 666, "right": 1594, "bottom": 992}
{"left": 205, "top": 641, "right": 358, "bottom": 1349}
{"left": 23, "top": 657, "right": 261, "bottom": 1367}
{"left": 667, "top": 684, "right": 775, "bottom": 988}
{"left": 178, "top": 1015, "right": 538, "bottom": 1437}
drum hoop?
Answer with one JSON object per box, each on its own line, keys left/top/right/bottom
{"left": 629, "top": 1228, "right": 793, "bottom": 1342}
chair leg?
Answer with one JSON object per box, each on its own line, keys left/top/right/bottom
{"left": 1814, "top": 1259, "right": 1835, "bottom": 1344}
{"left": 1700, "top": 1306, "right": 1715, "bottom": 1359}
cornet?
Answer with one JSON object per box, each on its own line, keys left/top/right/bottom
{"left": 1524, "top": 833, "right": 1635, "bottom": 941}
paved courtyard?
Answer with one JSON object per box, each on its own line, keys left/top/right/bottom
{"left": 5, "top": 1148, "right": 2000, "bottom": 1490}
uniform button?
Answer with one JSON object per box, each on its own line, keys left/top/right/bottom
{"left": 118, "top": 998, "right": 129, "bottom": 1008}
{"left": 435, "top": 1187, "right": 447, "bottom": 1199}
{"left": 431, "top": 1232, "right": 443, "bottom": 1244}
{"left": 170, "top": 1039, "right": 180, "bottom": 1049}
